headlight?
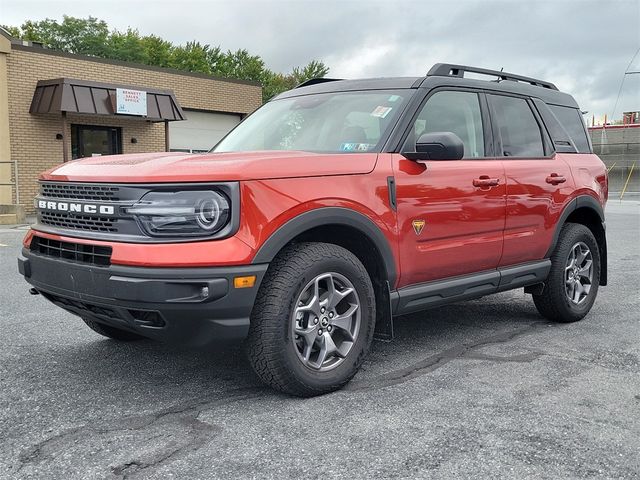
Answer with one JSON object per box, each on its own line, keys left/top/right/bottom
{"left": 126, "top": 190, "right": 230, "bottom": 237}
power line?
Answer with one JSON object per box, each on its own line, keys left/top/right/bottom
{"left": 611, "top": 47, "right": 640, "bottom": 122}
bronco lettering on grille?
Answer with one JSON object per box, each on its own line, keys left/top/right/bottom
{"left": 37, "top": 199, "right": 115, "bottom": 215}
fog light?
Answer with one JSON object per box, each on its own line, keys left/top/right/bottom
{"left": 234, "top": 275, "right": 256, "bottom": 288}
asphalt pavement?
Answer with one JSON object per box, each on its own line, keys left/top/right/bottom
{"left": 1, "top": 202, "right": 638, "bottom": 479}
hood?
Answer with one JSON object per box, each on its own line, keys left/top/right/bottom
{"left": 40, "top": 151, "right": 378, "bottom": 183}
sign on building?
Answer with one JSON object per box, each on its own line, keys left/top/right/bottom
{"left": 115, "top": 88, "right": 147, "bottom": 116}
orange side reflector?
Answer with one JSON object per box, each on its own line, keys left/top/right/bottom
{"left": 234, "top": 275, "right": 256, "bottom": 288}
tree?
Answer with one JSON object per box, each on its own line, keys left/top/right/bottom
{"left": 107, "top": 29, "right": 148, "bottom": 64}
{"left": 169, "top": 41, "right": 212, "bottom": 74}
{"left": 140, "top": 35, "right": 173, "bottom": 68}
{"left": 291, "top": 60, "right": 330, "bottom": 84}
{"left": 18, "top": 16, "right": 110, "bottom": 57}
{"left": 211, "top": 49, "right": 266, "bottom": 82}
{"left": 3, "top": 16, "right": 329, "bottom": 101}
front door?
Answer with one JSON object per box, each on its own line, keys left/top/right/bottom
{"left": 71, "top": 125, "right": 122, "bottom": 160}
{"left": 393, "top": 90, "right": 506, "bottom": 288}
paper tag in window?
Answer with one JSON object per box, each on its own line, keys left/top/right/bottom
{"left": 371, "top": 106, "right": 392, "bottom": 118}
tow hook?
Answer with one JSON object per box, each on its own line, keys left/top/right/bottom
{"left": 29, "top": 288, "right": 40, "bottom": 296}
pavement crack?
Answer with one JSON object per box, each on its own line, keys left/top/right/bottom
{"left": 110, "top": 418, "right": 216, "bottom": 479}
{"left": 346, "top": 322, "right": 548, "bottom": 391}
{"left": 14, "top": 387, "right": 266, "bottom": 476}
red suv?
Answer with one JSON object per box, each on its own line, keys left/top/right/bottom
{"left": 19, "top": 64, "right": 608, "bottom": 396}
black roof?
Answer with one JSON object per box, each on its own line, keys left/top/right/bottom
{"left": 274, "top": 63, "right": 578, "bottom": 108}
{"left": 276, "top": 77, "right": 422, "bottom": 98}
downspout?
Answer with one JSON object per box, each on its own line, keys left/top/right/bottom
{"left": 61, "top": 111, "right": 69, "bottom": 162}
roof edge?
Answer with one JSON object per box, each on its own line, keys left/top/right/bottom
{"left": 35, "top": 77, "right": 176, "bottom": 96}
{"left": 11, "top": 43, "right": 262, "bottom": 88}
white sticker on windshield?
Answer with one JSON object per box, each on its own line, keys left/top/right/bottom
{"left": 388, "top": 95, "right": 401, "bottom": 102}
{"left": 371, "top": 106, "right": 392, "bottom": 118}
{"left": 340, "top": 143, "right": 375, "bottom": 152}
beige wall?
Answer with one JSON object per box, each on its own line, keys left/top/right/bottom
{"left": 0, "top": 36, "right": 11, "bottom": 204}
{"left": 3, "top": 44, "right": 262, "bottom": 211}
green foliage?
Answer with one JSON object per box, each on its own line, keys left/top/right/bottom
{"left": 0, "top": 25, "right": 21, "bottom": 37}
{"left": 170, "top": 41, "right": 212, "bottom": 74}
{"left": 4, "top": 16, "right": 329, "bottom": 102}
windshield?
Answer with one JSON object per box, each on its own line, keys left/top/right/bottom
{"left": 213, "top": 90, "right": 410, "bottom": 154}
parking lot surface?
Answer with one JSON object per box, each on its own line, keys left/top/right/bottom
{"left": 1, "top": 202, "right": 639, "bottom": 479}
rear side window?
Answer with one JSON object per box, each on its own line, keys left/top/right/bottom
{"left": 548, "top": 105, "right": 591, "bottom": 153}
{"left": 490, "top": 95, "right": 545, "bottom": 157}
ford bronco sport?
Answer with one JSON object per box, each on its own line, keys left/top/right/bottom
{"left": 19, "top": 63, "right": 608, "bottom": 396}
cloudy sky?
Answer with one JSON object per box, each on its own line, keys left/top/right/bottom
{"left": 3, "top": 0, "right": 640, "bottom": 122}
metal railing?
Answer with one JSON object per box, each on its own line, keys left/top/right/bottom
{"left": 607, "top": 162, "right": 639, "bottom": 200}
{"left": 0, "top": 160, "right": 18, "bottom": 203}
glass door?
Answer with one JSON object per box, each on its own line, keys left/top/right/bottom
{"left": 71, "top": 125, "right": 122, "bottom": 159}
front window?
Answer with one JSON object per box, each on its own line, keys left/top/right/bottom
{"left": 406, "top": 90, "right": 486, "bottom": 158}
{"left": 213, "top": 90, "right": 410, "bottom": 154}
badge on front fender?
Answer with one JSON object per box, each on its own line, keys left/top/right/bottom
{"left": 412, "top": 219, "right": 426, "bottom": 235}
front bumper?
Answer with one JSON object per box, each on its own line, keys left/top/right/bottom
{"left": 18, "top": 249, "right": 268, "bottom": 346}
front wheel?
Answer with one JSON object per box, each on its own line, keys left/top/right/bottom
{"left": 246, "top": 242, "right": 376, "bottom": 397}
{"left": 533, "top": 223, "right": 600, "bottom": 323}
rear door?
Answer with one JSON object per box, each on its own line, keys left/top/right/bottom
{"left": 487, "top": 94, "right": 575, "bottom": 267}
{"left": 392, "top": 89, "right": 506, "bottom": 287}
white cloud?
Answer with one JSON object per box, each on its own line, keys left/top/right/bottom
{"left": 2, "top": 0, "right": 639, "bottom": 118}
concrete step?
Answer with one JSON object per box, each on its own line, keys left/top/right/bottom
{"left": 0, "top": 205, "right": 25, "bottom": 223}
{"left": 0, "top": 213, "right": 18, "bottom": 225}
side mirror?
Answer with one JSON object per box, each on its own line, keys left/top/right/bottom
{"left": 403, "top": 132, "right": 464, "bottom": 161}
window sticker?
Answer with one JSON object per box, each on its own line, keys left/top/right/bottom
{"left": 371, "top": 106, "right": 393, "bottom": 118}
{"left": 388, "top": 95, "right": 401, "bottom": 102}
{"left": 357, "top": 143, "right": 374, "bottom": 151}
{"left": 340, "top": 143, "right": 375, "bottom": 152}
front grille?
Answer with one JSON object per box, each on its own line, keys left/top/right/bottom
{"left": 31, "top": 236, "right": 112, "bottom": 266}
{"left": 40, "top": 211, "right": 117, "bottom": 233}
{"left": 41, "top": 183, "right": 121, "bottom": 201}
{"left": 35, "top": 181, "right": 238, "bottom": 242}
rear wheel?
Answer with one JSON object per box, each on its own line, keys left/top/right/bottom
{"left": 246, "top": 242, "right": 375, "bottom": 397}
{"left": 533, "top": 223, "right": 600, "bottom": 323}
{"left": 82, "top": 318, "right": 146, "bottom": 341}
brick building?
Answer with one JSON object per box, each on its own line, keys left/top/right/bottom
{"left": 0, "top": 29, "right": 262, "bottom": 221}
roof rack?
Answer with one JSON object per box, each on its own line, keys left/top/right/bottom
{"left": 295, "top": 78, "right": 343, "bottom": 89}
{"left": 427, "top": 63, "right": 558, "bottom": 90}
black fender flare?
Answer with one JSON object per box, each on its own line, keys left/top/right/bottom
{"left": 252, "top": 207, "right": 397, "bottom": 287}
{"left": 546, "top": 195, "right": 607, "bottom": 285}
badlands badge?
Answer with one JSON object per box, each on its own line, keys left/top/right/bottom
{"left": 412, "top": 219, "right": 426, "bottom": 235}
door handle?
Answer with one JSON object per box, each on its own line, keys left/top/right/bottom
{"left": 546, "top": 173, "right": 567, "bottom": 185}
{"left": 473, "top": 176, "right": 500, "bottom": 188}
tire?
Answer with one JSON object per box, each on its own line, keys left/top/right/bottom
{"left": 82, "top": 318, "right": 146, "bottom": 341}
{"left": 533, "top": 223, "right": 600, "bottom": 323}
{"left": 246, "top": 242, "right": 376, "bottom": 397}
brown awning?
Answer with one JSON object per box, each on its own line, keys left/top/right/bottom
{"left": 29, "top": 78, "right": 185, "bottom": 122}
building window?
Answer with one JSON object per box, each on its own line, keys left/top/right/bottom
{"left": 71, "top": 125, "right": 122, "bottom": 160}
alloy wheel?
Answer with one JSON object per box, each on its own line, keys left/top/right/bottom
{"left": 291, "top": 272, "right": 361, "bottom": 371}
{"left": 565, "top": 241, "right": 593, "bottom": 305}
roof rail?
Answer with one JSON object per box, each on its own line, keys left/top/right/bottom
{"left": 427, "top": 63, "right": 558, "bottom": 90}
{"left": 295, "top": 78, "right": 343, "bottom": 89}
